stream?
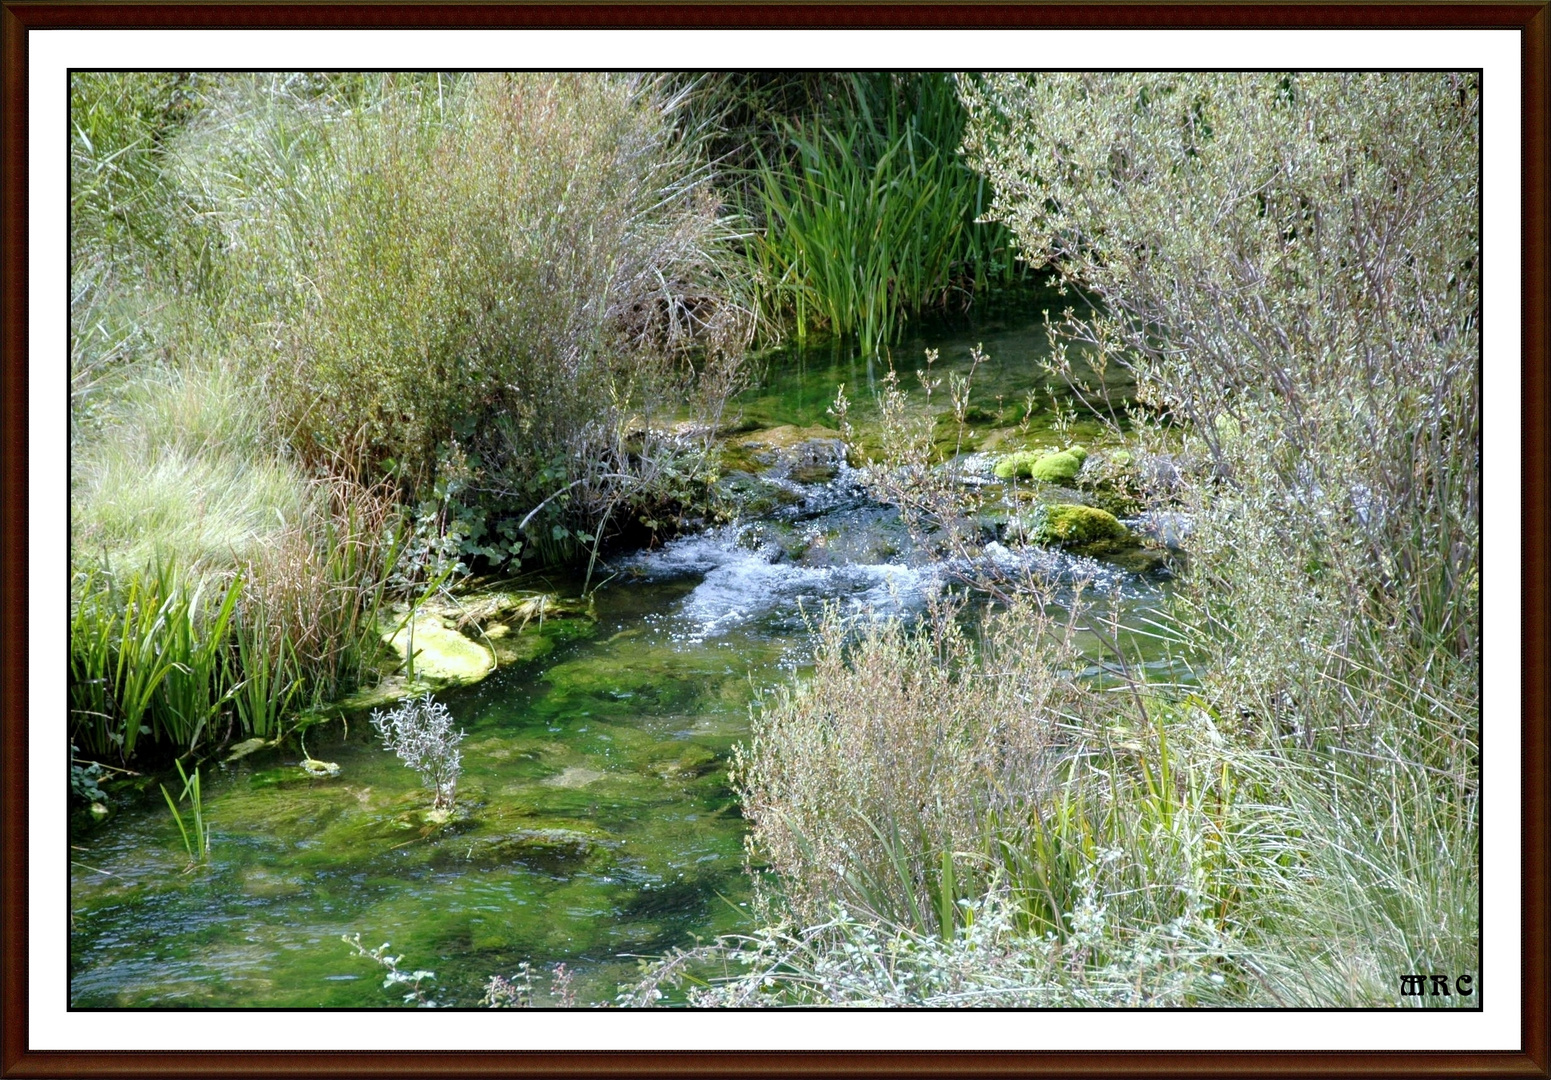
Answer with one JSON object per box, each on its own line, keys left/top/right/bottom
{"left": 69, "top": 295, "right": 1179, "bottom": 1008}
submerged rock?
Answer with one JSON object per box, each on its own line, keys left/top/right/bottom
{"left": 1126, "top": 511, "right": 1193, "bottom": 552}
{"left": 223, "top": 737, "right": 273, "bottom": 764}
{"left": 331, "top": 674, "right": 435, "bottom": 714}
{"left": 431, "top": 827, "right": 605, "bottom": 873}
{"left": 644, "top": 743, "right": 720, "bottom": 781}
{"left": 726, "top": 424, "right": 845, "bottom": 482}
{"left": 1073, "top": 449, "right": 1145, "bottom": 518}
{"left": 542, "top": 765, "right": 608, "bottom": 789}
{"left": 299, "top": 757, "right": 341, "bottom": 779}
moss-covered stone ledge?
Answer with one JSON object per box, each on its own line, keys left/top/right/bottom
{"left": 320, "top": 590, "right": 596, "bottom": 719}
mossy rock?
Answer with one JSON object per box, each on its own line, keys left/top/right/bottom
{"left": 789, "top": 461, "right": 837, "bottom": 485}
{"left": 994, "top": 448, "right": 1085, "bottom": 483}
{"left": 1101, "top": 545, "right": 1174, "bottom": 576}
{"left": 717, "top": 442, "right": 764, "bottom": 476}
{"left": 715, "top": 473, "right": 806, "bottom": 517}
{"left": 732, "top": 423, "right": 842, "bottom": 455}
{"left": 1031, "top": 504, "right": 1130, "bottom": 547}
{"left": 380, "top": 613, "right": 496, "bottom": 686}
{"left": 485, "top": 623, "right": 555, "bottom": 667}
{"left": 728, "top": 424, "right": 845, "bottom": 479}
{"left": 330, "top": 674, "right": 438, "bottom": 715}
{"left": 993, "top": 450, "right": 1039, "bottom": 480}
{"left": 223, "top": 737, "right": 274, "bottom": 764}
{"left": 1082, "top": 487, "right": 1144, "bottom": 520}
{"left": 935, "top": 404, "right": 1000, "bottom": 429}
{"left": 1031, "top": 452, "right": 1083, "bottom": 482}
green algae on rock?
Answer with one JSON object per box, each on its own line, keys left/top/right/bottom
{"left": 1029, "top": 503, "right": 1130, "bottom": 547}
{"left": 327, "top": 591, "right": 599, "bottom": 719}
{"left": 431, "top": 827, "right": 607, "bottom": 873}
{"left": 382, "top": 613, "right": 496, "bottom": 685}
{"left": 993, "top": 447, "right": 1086, "bottom": 483}
{"left": 724, "top": 424, "right": 845, "bottom": 482}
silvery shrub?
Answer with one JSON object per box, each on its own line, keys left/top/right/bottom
{"left": 370, "top": 694, "right": 465, "bottom": 809}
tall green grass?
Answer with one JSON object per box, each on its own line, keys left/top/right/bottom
{"left": 746, "top": 74, "right": 1026, "bottom": 356}
{"left": 69, "top": 562, "right": 240, "bottom": 759}
{"left": 69, "top": 483, "right": 402, "bottom": 762}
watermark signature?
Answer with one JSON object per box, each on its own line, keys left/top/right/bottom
{"left": 1400, "top": 974, "right": 1475, "bottom": 999}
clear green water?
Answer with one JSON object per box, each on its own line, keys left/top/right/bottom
{"left": 735, "top": 284, "right": 1131, "bottom": 436}
{"left": 70, "top": 296, "right": 1171, "bottom": 1008}
{"left": 70, "top": 584, "right": 782, "bottom": 1007}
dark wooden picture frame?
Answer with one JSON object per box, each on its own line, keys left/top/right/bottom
{"left": 2, "top": 6, "right": 1545, "bottom": 1076}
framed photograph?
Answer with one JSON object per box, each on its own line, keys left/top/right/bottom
{"left": 4, "top": 5, "right": 1544, "bottom": 1077}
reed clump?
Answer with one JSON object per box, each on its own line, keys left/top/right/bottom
{"left": 740, "top": 74, "right": 1027, "bottom": 356}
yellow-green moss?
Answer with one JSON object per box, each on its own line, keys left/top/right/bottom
{"left": 1032, "top": 503, "right": 1129, "bottom": 546}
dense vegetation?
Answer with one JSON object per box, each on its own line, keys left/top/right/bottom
{"left": 642, "top": 72, "right": 1481, "bottom": 1008}
{"left": 70, "top": 71, "right": 1480, "bottom": 1010}
{"left": 70, "top": 73, "right": 754, "bottom": 761}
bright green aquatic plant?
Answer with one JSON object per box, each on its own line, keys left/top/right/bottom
{"left": 159, "top": 759, "right": 209, "bottom": 867}
{"left": 69, "top": 562, "right": 241, "bottom": 759}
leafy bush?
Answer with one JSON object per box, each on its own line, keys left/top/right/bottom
{"left": 736, "top": 600, "right": 1081, "bottom": 938}
{"left": 961, "top": 72, "right": 1480, "bottom": 737}
{"left": 960, "top": 71, "right": 1478, "bottom": 1000}
{"left": 370, "top": 694, "right": 465, "bottom": 810}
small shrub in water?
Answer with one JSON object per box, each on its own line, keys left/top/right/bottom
{"left": 370, "top": 694, "right": 464, "bottom": 809}
{"left": 342, "top": 933, "right": 437, "bottom": 1007}
{"left": 482, "top": 962, "right": 578, "bottom": 1008}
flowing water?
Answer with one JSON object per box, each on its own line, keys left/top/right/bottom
{"left": 69, "top": 295, "right": 1178, "bottom": 1008}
